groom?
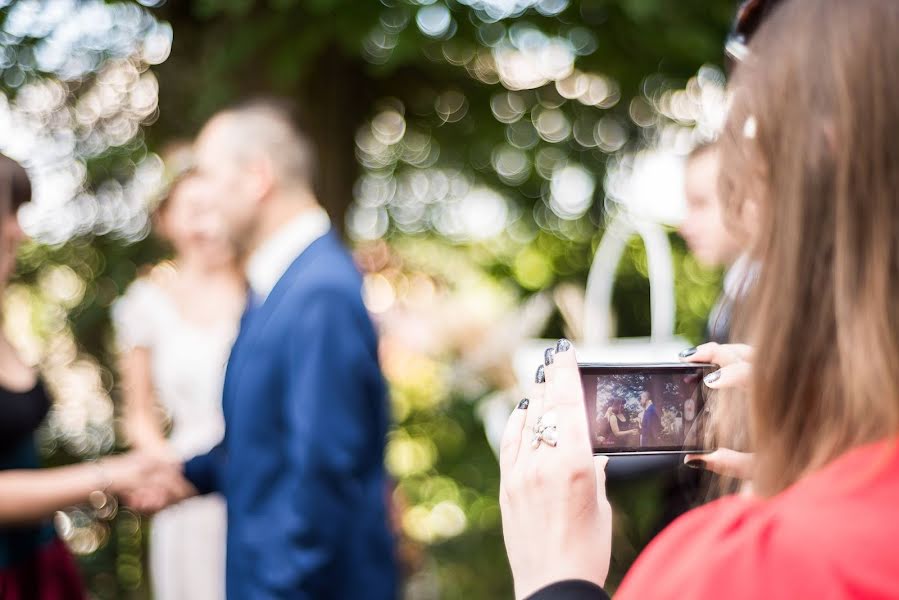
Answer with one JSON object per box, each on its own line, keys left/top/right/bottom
{"left": 158, "top": 100, "right": 396, "bottom": 599}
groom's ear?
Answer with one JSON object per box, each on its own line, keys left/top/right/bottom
{"left": 245, "top": 157, "right": 276, "bottom": 204}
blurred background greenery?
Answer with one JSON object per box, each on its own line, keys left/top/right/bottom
{"left": 1, "top": 0, "right": 734, "bottom": 597}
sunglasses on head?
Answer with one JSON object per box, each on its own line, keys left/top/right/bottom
{"left": 725, "top": 0, "right": 786, "bottom": 70}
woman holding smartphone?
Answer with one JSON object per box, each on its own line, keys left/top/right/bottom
{"left": 499, "top": 0, "right": 899, "bottom": 598}
{"left": 0, "top": 154, "right": 186, "bottom": 598}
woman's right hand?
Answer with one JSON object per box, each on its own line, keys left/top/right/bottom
{"left": 500, "top": 342, "right": 613, "bottom": 598}
{"left": 681, "top": 342, "right": 755, "bottom": 486}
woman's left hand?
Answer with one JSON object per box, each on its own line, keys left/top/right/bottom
{"left": 499, "top": 340, "right": 612, "bottom": 599}
{"left": 681, "top": 342, "right": 756, "bottom": 491}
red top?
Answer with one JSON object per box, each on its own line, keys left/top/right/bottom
{"left": 617, "top": 440, "right": 899, "bottom": 600}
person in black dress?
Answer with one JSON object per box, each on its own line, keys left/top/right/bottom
{"left": 0, "top": 154, "right": 189, "bottom": 598}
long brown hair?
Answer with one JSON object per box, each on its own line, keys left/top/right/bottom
{"left": 718, "top": 0, "right": 899, "bottom": 496}
{"left": 0, "top": 153, "right": 32, "bottom": 255}
{"left": 0, "top": 154, "right": 32, "bottom": 212}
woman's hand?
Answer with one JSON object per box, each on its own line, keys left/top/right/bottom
{"left": 499, "top": 340, "right": 612, "bottom": 599}
{"left": 681, "top": 342, "right": 755, "bottom": 486}
{"left": 101, "top": 452, "right": 196, "bottom": 513}
{"left": 681, "top": 342, "right": 753, "bottom": 391}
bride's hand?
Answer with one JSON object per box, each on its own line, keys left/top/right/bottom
{"left": 681, "top": 342, "right": 755, "bottom": 487}
{"left": 103, "top": 452, "right": 196, "bottom": 513}
{"left": 499, "top": 340, "right": 612, "bottom": 600}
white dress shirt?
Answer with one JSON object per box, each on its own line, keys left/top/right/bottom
{"left": 245, "top": 207, "right": 331, "bottom": 302}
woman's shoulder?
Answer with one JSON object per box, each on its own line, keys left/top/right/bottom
{"left": 618, "top": 441, "right": 899, "bottom": 600}
{"left": 137, "top": 262, "right": 179, "bottom": 294}
{"left": 112, "top": 265, "right": 177, "bottom": 349}
{"left": 617, "top": 495, "right": 825, "bottom": 599}
{"left": 119, "top": 264, "right": 181, "bottom": 306}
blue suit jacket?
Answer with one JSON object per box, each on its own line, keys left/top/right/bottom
{"left": 184, "top": 231, "right": 396, "bottom": 599}
{"left": 640, "top": 403, "right": 662, "bottom": 447}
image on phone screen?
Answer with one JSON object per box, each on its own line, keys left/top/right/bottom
{"left": 579, "top": 364, "right": 716, "bottom": 455}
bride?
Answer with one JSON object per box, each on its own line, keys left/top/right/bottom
{"left": 114, "top": 168, "right": 245, "bottom": 599}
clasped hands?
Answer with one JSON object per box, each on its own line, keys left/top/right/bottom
{"left": 100, "top": 450, "right": 197, "bottom": 515}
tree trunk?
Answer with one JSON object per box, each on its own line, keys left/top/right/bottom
{"left": 300, "top": 48, "right": 374, "bottom": 237}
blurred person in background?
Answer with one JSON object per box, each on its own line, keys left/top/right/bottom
{"left": 659, "top": 126, "right": 752, "bottom": 549}
{"left": 0, "top": 154, "right": 187, "bottom": 599}
{"left": 113, "top": 149, "right": 244, "bottom": 600}
{"left": 129, "top": 100, "right": 396, "bottom": 599}
{"left": 500, "top": 0, "right": 899, "bottom": 598}
{"left": 679, "top": 141, "right": 747, "bottom": 343}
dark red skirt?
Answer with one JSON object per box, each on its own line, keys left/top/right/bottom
{"left": 0, "top": 539, "right": 85, "bottom": 600}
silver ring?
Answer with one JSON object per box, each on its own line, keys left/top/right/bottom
{"left": 531, "top": 412, "right": 559, "bottom": 449}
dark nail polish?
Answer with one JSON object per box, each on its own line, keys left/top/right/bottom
{"left": 535, "top": 365, "right": 545, "bottom": 384}
{"left": 704, "top": 370, "right": 721, "bottom": 385}
{"left": 679, "top": 346, "right": 697, "bottom": 359}
{"left": 544, "top": 347, "right": 555, "bottom": 366}
{"left": 556, "top": 338, "right": 571, "bottom": 353}
{"left": 685, "top": 459, "right": 706, "bottom": 470}
{"left": 517, "top": 398, "right": 530, "bottom": 410}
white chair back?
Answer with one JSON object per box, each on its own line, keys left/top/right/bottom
{"left": 512, "top": 210, "right": 687, "bottom": 387}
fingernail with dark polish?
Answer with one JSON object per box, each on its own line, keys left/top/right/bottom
{"left": 685, "top": 459, "right": 707, "bottom": 470}
{"left": 535, "top": 365, "right": 545, "bottom": 384}
{"left": 704, "top": 370, "right": 721, "bottom": 385}
{"left": 544, "top": 347, "right": 555, "bottom": 366}
{"left": 679, "top": 346, "right": 697, "bottom": 359}
{"left": 517, "top": 398, "right": 530, "bottom": 410}
{"left": 556, "top": 338, "right": 571, "bottom": 353}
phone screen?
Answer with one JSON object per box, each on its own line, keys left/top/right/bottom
{"left": 579, "top": 363, "right": 716, "bottom": 455}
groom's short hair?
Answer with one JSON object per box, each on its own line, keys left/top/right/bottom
{"left": 215, "top": 98, "right": 317, "bottom": 187}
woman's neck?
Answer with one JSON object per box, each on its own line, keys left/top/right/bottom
{"left": 173, "top": 254, "right": 239, "bottom": 283}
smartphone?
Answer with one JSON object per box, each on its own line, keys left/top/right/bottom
{"left": 579, "top": 363, "right": 717, "bottom": 456}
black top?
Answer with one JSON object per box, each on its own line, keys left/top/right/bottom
{"left": 528, "top": 580, "right": 611, "bottom": 600}
{"left": 0, "top": 380, "right": 50, "bottom": 456}
{"left": 0, "top": 379, "right": 56, "bottom": 569}
{"left": 613, "top": 413, "right": 639, "bottom": 432}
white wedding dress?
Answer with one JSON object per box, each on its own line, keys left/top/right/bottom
{"left": 113, "top": 278, "right": 238, "bottom": 600}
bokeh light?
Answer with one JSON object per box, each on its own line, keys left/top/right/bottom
{"left": 1, "top": 0, "right": 170, "bottom": 244}
{"left": 548, "top": 164, "right": 595, "bottom": 220}
{"left": 416, "top": 4, "right": 454, "bottom": 38}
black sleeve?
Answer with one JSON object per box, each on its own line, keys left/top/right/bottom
{"left": 527, "top": 580, "right": 612, "bottom": 600}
